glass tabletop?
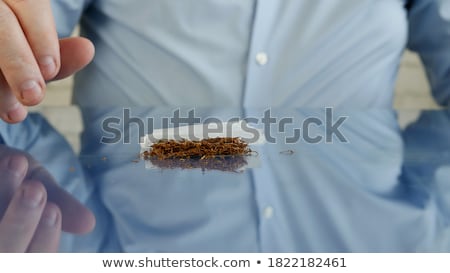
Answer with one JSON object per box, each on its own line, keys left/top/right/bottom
{"left": 1, "top": 107, "right": 449, "bottom": 252}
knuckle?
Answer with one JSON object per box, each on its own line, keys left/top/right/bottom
{"left": 1, "top": 53, "right": 28, "bottom": 72}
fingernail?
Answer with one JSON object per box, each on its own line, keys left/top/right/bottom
{"left": 42, "top": 206, "right": 58, "bottom": 227}
{"left": 39, "top": 56, "right": 56, "bottom": 78}
{"left": 7, "top": 155, "right": 28, "bottom": 178}
{"left": 6, "top": 103, "right": 27, "bottom": 123}
{"left": 20, "top": 81, "right": 42, "bottom": 104}
{"left": 21, "top": 184, "right": 44, "bottom": 208}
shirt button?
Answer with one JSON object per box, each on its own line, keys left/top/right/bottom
{"left": 256, "top": 52, "right": 269, "bottom": 66}
{"left": 263, "top": 206, "right": 274, "bottom": 219}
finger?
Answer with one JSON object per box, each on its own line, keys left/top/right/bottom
{"left": 54, "top": 37, "right": 95, "bottom": 80}
{"left": 27, "top": 202, "right": 61, "bottom": 253}
{"left": 0, "top": 153, "right": 28, "bottom": 215}
{"left": 0, "top": 1, "right": 45, "bottom": 107}
{"left": 49, "top": 188, "right": 96, "bottom": 235}
{"left": 4, "top": 0, "right": 60, "bottom": 80}
{"left": 30, "top": 166, "right": 96, "bottom": 235}
{"left": 0, "top": 71, "right": 28, "bottom": 123}
{"left": 0, "top": 36, "right": 95, "bottom": 123}
{"left": 0, "top": 180, "right": 46, "bottom": 253}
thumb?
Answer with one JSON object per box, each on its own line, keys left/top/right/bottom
{"left": 53, "top": 37, "right": 95, "bottom": 81}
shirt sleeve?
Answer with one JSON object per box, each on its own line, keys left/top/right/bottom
{"left": 407, "top": 0, "right": 450, "bottom": 106}
{"left": 51, "top": 0, "right": 93, "bottom": 37}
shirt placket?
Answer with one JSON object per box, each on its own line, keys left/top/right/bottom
{"left": 243, "top": 0, "right": 279, "bottom": 107}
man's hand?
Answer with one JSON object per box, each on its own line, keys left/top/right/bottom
{"left": 0, "top": 0, "right": 95, "bottom": 124}
{"left": 0, "top": 146, "right": 95, "bottom": 252}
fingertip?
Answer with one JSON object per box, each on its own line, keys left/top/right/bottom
{"left": 83, "top": 38, "right": 96, "bottom": 61}
{"left": 1, "top": 103, "right": 28, "bottom": 124}
{"left": 85, "top": 209, "right": 96, "bottom": 233}
{"left": 55, "top": 37, "right": 95, "bottom": 80}
{"left": 39, "top": 56, "right": 58, "bottom": 81}
{"left": 41, "top": 202, "right": 62, "bottom": 228}
{"left": 27, "top": 202, "right": 62, "bottom": 253}
{"left": 7, "top": 153, "right": 29, "bottom": 180}
{"left": 62, "top": 206, "right": 96, "bottom": 235}
{"left": 20, "top": 180, "right": 47, "bottom": 209}
{"left": 18, "top": 80, "right": 45, "bottom": 106}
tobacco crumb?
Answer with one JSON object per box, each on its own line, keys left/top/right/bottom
{"left": 69, "top": 166, "right": 76, "bottom": 173}
{"left": 143, "top": 137, "right": 252, "bottom": 160}
{"left": 101, "top": 156, "right": 107, "bottom": 161}
{"left": 280, "top": 150, "right": 295, "bottom": 155}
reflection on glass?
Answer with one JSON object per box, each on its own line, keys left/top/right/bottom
{"left": 0, "top": 142, "right": 94, "bottom": 253}
{"left": 1, "top": 108, "right": 450, "bottom": 253}
{"left": 146, "top": 156, "right": 251, "bottom": 173}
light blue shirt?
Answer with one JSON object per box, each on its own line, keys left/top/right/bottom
{"left": 50, "top": 0, "right": 450, "bottom": 108}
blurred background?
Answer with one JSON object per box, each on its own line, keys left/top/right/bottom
{"left": 32, "top": 50, "right": 440, "bottom": 153}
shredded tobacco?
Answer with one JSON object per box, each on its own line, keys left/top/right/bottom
{"left": 142, "top": 137, "right": 252, "bottom": 160}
